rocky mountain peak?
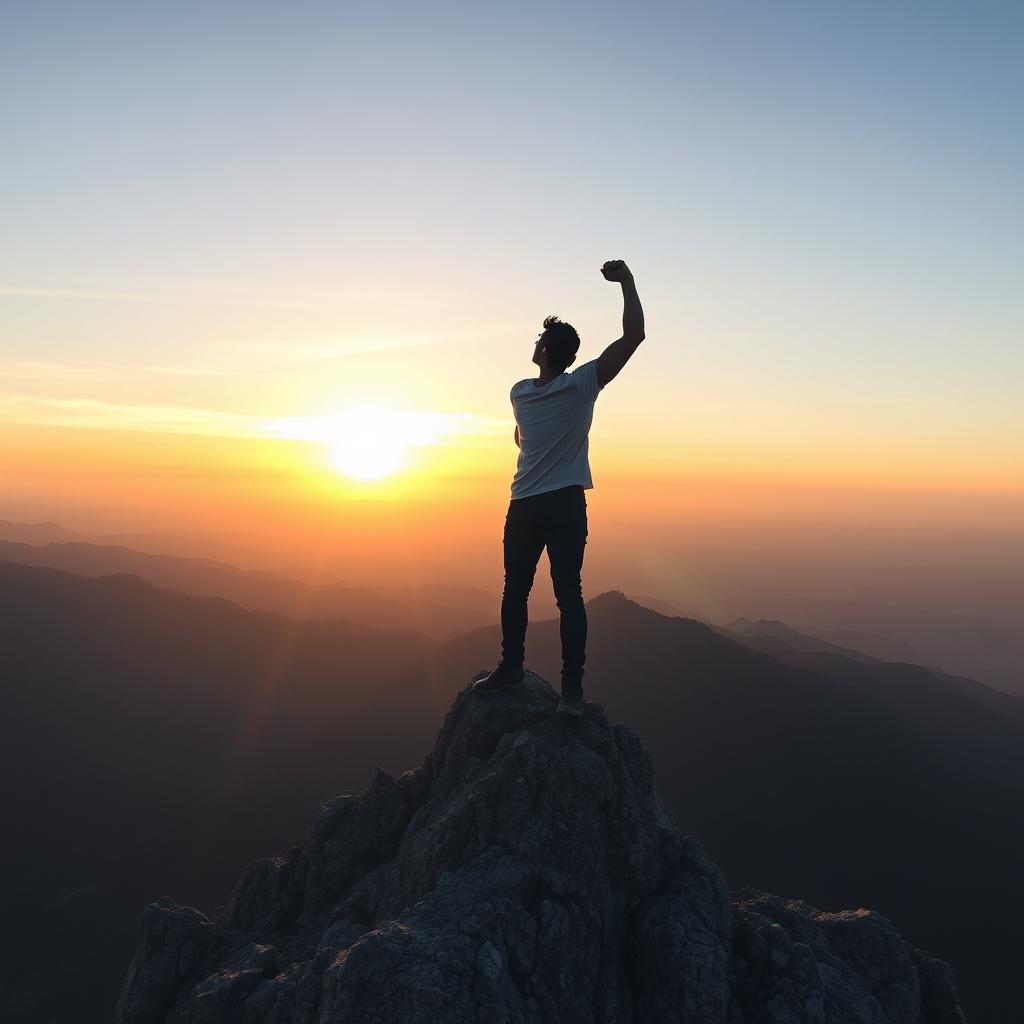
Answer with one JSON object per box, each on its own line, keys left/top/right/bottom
{"left": 115, "top": 672, "right": 964, "bottom": 1023}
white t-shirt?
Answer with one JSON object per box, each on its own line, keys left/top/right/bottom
{"left": 509, "top": 357, "right": 604, "bottom": 500}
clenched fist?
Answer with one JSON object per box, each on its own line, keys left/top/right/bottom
{"left": 601, "top": 259, "right": 633, "bottom": 283}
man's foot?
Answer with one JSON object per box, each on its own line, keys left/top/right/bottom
{"left": 557, "top": 675, "right": 584, "bottom": 716}
{"left": 471, "top": 663, "right": 526, "bottom": 695}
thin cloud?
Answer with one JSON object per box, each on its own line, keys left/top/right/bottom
{"left": 220, "top": 334, "right": 448, "bottom": 365}
{"left": 0, "top": 285, "right": 280, "bottom": 307}
{"left": 834, "top": 396, "right": 923, "bottom": 405}
{"left": 697, "top": 431, "right": 812, "bottom": 438}
{"left": 0, "top": 393, "right": 266, "bottom": 438}
{"left": 263, "top": 408, "right": 512, "bottom": 447}
{"left": 5, "top": 359, "right": 275, "bottom": 380}
{"left": 0, "top": 284, "right": 343, "bottom": 309}
{"left": 0, "top": 392, "right": 510, "bottom": 444}
{"left": 3, "top": 333, "right": 464, "bottom": 380}
{"left": 219, "top": 324, "right": 508, "bottom": 365}
{"left": 0, "top": 280, "right": 451, "bottom": 311}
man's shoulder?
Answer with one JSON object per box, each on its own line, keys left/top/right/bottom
{"left": 567, "top": 358, "right": 604, "bottom": 399}
{"left": 568, "top": 358, "right": 600, "bottom": 381}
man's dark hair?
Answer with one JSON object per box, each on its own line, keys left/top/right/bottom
{"left": 541, "top": 315, "right": 581, "bottom": 373}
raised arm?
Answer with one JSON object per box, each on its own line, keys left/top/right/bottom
{"left": 596, "top": 260, "right": 645, "bottom": 388}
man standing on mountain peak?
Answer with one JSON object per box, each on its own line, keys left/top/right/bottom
{"left": 472, "top": 259, "right": 646, "bottom": 716}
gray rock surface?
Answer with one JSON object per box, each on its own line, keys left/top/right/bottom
{"left": 115, "top": 672, "right": 965, "bottom": 1023}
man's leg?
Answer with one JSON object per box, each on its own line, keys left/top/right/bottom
{"left": 545, "top": 487, "right": 588, "bottom": 682}
{"left": 500, "top": 498, "right": 545, "bottom": 668}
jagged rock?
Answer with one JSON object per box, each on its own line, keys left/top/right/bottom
{"left": 115, "top": 672, "right": 965, "bottom": 1023}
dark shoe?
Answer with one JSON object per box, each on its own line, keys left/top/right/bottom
{"left": 471, "top": 663, "right": 526, "bottom": 695}
{"left": 557, "top": 675, "right": 584, "bottom": 716}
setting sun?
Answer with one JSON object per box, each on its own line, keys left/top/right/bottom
{"left": 264, "top": 403, "right": 469, "bottom": 482}
{"left": 325, "top": 404, "right": 410, "bottom": 480}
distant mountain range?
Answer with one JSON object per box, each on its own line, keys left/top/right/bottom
{"left": 724, "top": 616, "right": 929, "bottom": 665}
{"left": 0, "top": 536, "right": 497, "bottom": 641}
{"left": 722, "top": 617, "right": 1024, "bottom": 735}
{"left": 0, "top": 518, "right": 263, "bottom": 565}
{"left": 5, "top": 516, "right": 1020, "bottom": 694}
{"left": 789, "top": 596, "right": 1024, "bottom": 696}
{"left": 1, "top": 551, "right": 1021, "bottom": 1020}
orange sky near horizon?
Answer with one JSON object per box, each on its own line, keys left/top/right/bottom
{"left": 6, "top": 418, "right": 1022, "bottom": 587}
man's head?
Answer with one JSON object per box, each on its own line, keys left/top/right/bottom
{"left": 533, "top": 315, "right": 580, "bottom": 373}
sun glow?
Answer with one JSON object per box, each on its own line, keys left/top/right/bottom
{"left": 326, "top": 405, "right": 410, "bottom": 481}
{"left": 265, "top": 403, "right": 468, "bottom": 482}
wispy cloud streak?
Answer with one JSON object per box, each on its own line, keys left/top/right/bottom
{"left": 0, "top": 392, "right": 511, "bottom": 443}
{"left": 0, "top": 283, "right": 364, "bottom": 308}
{"left": 0, "top": 394, "right": 268, "bottom": 437}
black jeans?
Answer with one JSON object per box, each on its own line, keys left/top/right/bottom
{"left": 501, "top": 484, "right": 588, "bottom": 681}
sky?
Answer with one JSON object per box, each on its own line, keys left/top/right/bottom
{"left": 2, "top": 2, "right": 1022, "bottom": 596}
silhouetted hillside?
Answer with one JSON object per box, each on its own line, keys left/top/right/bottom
{"left": 724, "top": 616, "right": 895, "bottom": 663}
{"left": 0, "top": 560, "right": 444, "bottom": 1023}
{"left": 724, "top": 619, "right": 1024, "bottom": 758}
{"left": 0, "top": 518, "right": 255, "bottom": 563}
{"left": 794, "top": 596, "right": 1024, "bottom": 695}
{"left": 116, "top": 674, "right": 965, "bottom": 1023}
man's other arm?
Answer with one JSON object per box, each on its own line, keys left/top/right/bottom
{"left": 596, "top": 260, "right": 645, "bottom": 388}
